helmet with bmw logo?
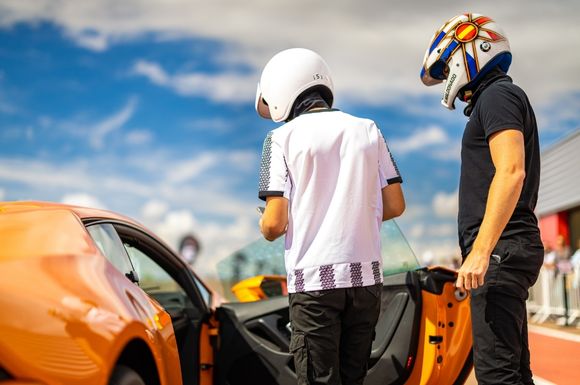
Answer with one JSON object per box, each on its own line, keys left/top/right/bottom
{"left": 420, "top": 13, "right": 511, "bottom": 110}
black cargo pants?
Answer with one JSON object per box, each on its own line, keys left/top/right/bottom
{"left": 289, "top": 284, "right": 382, "bottom": 385}
{"left": 469, "top": 237, "right": 544, "bottom": 385}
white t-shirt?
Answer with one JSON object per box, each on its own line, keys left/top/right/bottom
{"left": 258, "top": 109, "right": 402, "bottom": 293}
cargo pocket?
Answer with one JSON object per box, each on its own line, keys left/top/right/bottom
{"left": 290, "top": 332, "right": 308, "bottom": 384}
{"left": 487, "top": 242, "right": 511, "bottom": 287}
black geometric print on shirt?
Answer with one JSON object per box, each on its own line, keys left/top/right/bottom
{"left": 258, "top": 132, "right": 273, "bottom": 192}
{"left": 350, "top": 262, "right": 364, "bottom": 287}
{"left": 372, "top": 261, "right": 382, "bottom": 284}
{"left": 379, "top": 128, "right": 401, "bottom": 178}
{"left": 294, "top": 269, "right": 305, "bottom": 292}
{"left": 319, "top": 264, "right": 336, "bottom": 290}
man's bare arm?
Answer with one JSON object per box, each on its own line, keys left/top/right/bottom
{"left": 382, "top": 183, "right": 405, "bottom": 221}
{"left": 456, "top": 129, "right": 526, "bottom": 291}
{"left": 259, "top": 196, "right": 289, "bottom": 241}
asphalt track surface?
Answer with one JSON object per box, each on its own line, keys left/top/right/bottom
{"left": 464, "top": 324, "right": 580, "bottom": 385}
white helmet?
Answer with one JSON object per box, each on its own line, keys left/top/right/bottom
{"left": 421, "top": 13, "right": 511, "bottom": 110}
{"left": 256, "top": 48, "right": 334, "bottom": 122}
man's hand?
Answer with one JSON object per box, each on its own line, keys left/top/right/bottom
{"left": 456, "top": 251, "right": 490, "bottom": 291}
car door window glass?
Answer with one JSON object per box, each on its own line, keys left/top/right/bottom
{"left": 124, "top": 243, "right": 192, "bottom": 313}
{"left": 87, "top": 223, "right": 134, "bottom": 276}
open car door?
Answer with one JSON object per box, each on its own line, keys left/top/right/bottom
{"left": 213, "top": 221, "right": 473, "bottom": 385}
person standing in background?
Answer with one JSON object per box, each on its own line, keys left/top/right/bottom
{"left": 553, "top": 234, "right": 572, "bottom": 274}
{"left": 571, "top": 239, "right": 580, "bottom": 289}
{"left": 178, "top": 234, "right": 201, "bottom": 266}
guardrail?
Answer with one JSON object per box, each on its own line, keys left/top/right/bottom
{"left": 528, "top": 268, "right": 580, "bottom": 327}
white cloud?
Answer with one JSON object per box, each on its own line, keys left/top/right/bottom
{"left": 390, "top": 125, "right": 448, "bottom": 155}
{"left": 408, "top": 223, "right": 425, "bottom": 239}
{"left": 166, "top": 152, "right": 219, "bottom": 184}
{"left": 166, "top": 150, "right": 257, "bottom": 184}
{"left": 0, "top": 188, "right": 5, "bottom": 201}
{"left": 432, "top": 189, "right": 458, "bottom": 218}
{"left": 431, "top": 142, "right": 461, "bottom": 161}
{"left": 536, "top": 95, "right": 580, "bottom": 135}
{"left": 426, "top": 223, "right": 456, "bottom": 238}
{"left": 132, "top": 60, "right": 168, "bottom": 84}
{"left": 387, "top": 125, "right": 462, "bottom": 161}
{"left": 125, "top": 129, "right": 153, "bottom": 146}
{"left": 141, "top": 199, "right": 169, "bottom": 220}
{"left": 64, "top": 29, "right": 109, "bottom": 51}
{"left": 61, "top": 192, "right": 106, "bottom": 209}
{"left": 133, "top": 60, "right": 255, "bottom": 103}
{"left": 1, "top": 0, "right": 577, "bottom": 279}
{"left": 0, "top": 150, "right": 261, "bottom": 279}
{"left": 1, "top": 0, "right": 577, "bottom": 108}
{"left": 139, "top": 204, "right": 260, "bottom": 278}
{"left": 150, "top": 209, "right": 199, "bottom": 246}
{"left": 89, "top": 97, "right": 138, "bottom": 149}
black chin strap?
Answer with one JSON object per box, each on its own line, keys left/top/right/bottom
{"left": 286, "top": 91, "right": 329, "bottom": 122}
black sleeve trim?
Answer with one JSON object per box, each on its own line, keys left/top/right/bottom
{"left": 258, "top": 191, "right": 285, "bottom": 202}
{"left": 386, "top": 176, "right": 403, "bottom": 185}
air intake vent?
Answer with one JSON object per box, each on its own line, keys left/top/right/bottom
{"left": 0, "top": 366, "right": 13, "bottom": 380}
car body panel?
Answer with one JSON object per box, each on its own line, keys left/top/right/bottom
{"left": 0, "top": 203, "right": 182, "bottom": 385}
{"left": 405, "top": 269, "right": 472, "bottom": 385}
{"left": 0, "top": 201, "right": 472, "bottom": 385}
{"left": 213, "top": 269, "right": 472, "bottom": 385}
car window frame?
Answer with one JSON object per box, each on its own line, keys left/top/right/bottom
{"left": 83, "top": 218, "right": 211, "bottom": 317}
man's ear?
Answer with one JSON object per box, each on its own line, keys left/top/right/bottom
{"left": 255, "top": 85, "right": 272, "bottom": 119}
{"left": 257, "top": 96, "right": 272, "bottom": 119}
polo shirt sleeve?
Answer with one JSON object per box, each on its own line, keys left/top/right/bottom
{"left": 478, "top": 83, "right": 525, "bottom": 140}
{"left": 258, "top": 131, "right": 288, "bottom": 201}
{"left": 376, "top": 124, "right": 403, "bottom": 188}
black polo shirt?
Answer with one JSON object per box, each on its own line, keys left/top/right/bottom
{"left": 458, "top": 71, "right": 541, "bottom": 256}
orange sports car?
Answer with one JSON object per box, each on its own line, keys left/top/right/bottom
{"left": 0, "top": 201, "right": 472, "bottom": 385}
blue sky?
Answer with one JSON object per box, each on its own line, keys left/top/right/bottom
{"left": 1, "top": 0, "right": 579, "bottom": 278}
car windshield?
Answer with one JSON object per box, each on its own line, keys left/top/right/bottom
{"left": 217, "top": 220, "right": 420, "bottom": 302}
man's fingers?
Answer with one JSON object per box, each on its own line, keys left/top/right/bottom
{"left": 464, "top": 273, "right": 472, "bottom": 290}
{"left": 456, "top": 274, "right": 464, "bottom": 290}
{"left": 471, "top": 274, "right": 479, "bottom": 290}
{"left": 478, "top": 273, "right": 485, "bottom": 287}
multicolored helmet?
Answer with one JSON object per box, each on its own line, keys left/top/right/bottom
{"left": 420, "top": 13, "right": 511, "bottom": 110}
